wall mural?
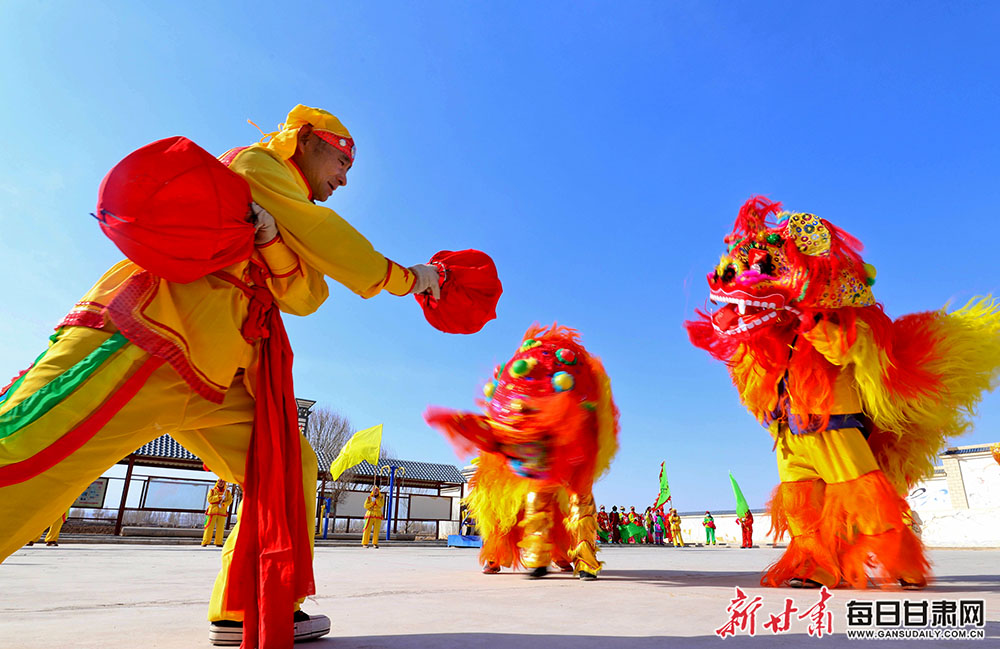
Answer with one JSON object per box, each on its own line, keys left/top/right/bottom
{"left": 907, "top": 478, "right": 951, "bottom": 511}
{"left": 961, "top": 457, "right": 1000, "bottom": 509}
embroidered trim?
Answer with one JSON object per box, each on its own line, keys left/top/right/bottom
{"left": 105, "top": 272, "right": 228, "bottom": 403}
{"left": 312, "top": 129, "right": 356, "bottom": 162}
{"left": 57, "top": 309, "right": 107, "bottom": 330}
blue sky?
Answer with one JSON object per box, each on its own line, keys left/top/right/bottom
{"left": 2, "top": 2, "right": 999, "bottom": 513}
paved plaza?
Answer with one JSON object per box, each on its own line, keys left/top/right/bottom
{"left": 1, "top": 542, "right": 997, "bottom": 648}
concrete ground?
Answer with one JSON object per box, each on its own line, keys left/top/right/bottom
{"left": 1, "top": 542, "right": 997, "bottom": 648}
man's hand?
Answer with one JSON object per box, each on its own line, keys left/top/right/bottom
{"left": 409, "top": 263, "right": 441, "bottom": 300}
{"left": 250, "top": 202, "right": 278, "bottom": 245}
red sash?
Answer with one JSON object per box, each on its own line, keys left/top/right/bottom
{"left": 214, "top": 263, "right": 314, "bottom": 649}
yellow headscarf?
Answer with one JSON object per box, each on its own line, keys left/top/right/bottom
{"left": 259, "top": 104, "right": 353, "bottom": 161}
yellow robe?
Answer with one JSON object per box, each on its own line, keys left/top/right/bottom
{"left": 362, "top": 493, "right": 385, "bottom": 547}
{"left": 202, "top": 486, "right": 233, "bottom": 547}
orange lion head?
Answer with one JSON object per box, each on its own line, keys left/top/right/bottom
{"left": 426, "top": 324, "right": 619, "bottom": 492}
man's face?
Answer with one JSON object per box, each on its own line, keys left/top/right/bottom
{"left": 293, "top": 127, "right": 352, "bottom": 202}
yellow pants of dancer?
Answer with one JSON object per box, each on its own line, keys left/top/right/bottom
{"left": 362, "top": 518, "right": 382, "bottom": 547}
{"left": 0, "top": 327, "right": 317, "bottom": 621}
{"left": 770, "top": 426, "right": 926, "bottom": 588}
{"left": 519, "top": 487, "right": 601, "bottom": 575}
{"left": 203, "top": 514, "right": 227, "bottom": 547}
{"left": 565, "top": 493, "right": 601, "bottom": 575}
{"left": 671, "top": 525, "right": 684, "bottom": 547}
{"left": 43, "top": 514, "right": 66, "bottom": 543}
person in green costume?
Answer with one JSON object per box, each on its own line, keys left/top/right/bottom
{"left": 702, "top": 511, "right": 716, "bottom": 546}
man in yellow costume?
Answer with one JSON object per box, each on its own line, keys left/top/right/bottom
{"left": 361, "top": 486, "right": 385, "bottom": 548}
{"left": 0, "top": 105, "right": 441, "bottom": 647}
{"left": 669, "top": 508, "right": 685, "bottom": 547}
{"left": 202, "top": 479, "right": 234, "bottom": 547}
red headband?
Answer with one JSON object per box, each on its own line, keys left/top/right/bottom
{"left": 313, "top": 129, "right": 356, "bottom": 162}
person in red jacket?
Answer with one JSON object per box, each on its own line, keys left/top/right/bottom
{"left": 738, "top": 511, "right": 754, "bottom": 548}
{"left": 609, "top": 507, "right": 622, "bottom": 544}
{"left": 596, "top": 506, "right": 610, "bottom": 543}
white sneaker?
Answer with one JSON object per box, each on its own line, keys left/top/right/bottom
{"left": 209, "top": 612, "right": 331, "bottom": 646}
{"left": 293, "top": 613, "right": 331, "bottom": 642}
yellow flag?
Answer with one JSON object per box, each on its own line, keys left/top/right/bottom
{"left": 329, "top": 424, "right": 383, "bottom": 480}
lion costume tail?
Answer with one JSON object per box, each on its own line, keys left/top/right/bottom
{"left": 856, "top": 297, "right": 1000, "bottom": 493}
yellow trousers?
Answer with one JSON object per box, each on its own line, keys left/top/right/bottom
{"left": 362, "top": 518, "right": 382, "bottom": 546}
{"left": 518, "top": 486, "right": 601, "bottom": 574}
{"left": 767, "top": 426, "right": 928, "bottom": 588}
{"left": 0, "top": 327, "right": 317, "bottom": 621}
{"left": 203, "top": 514, "right": 227, "bottom": 547}
{"left": 43, "top": 514, "right": 66, "bottom": 543}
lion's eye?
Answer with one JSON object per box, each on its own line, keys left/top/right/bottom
{"left": 721, "top": 265, "right": 736, "bottom": 282}
{"left": 748, "top": 249, "right": 775, "bottom": 276}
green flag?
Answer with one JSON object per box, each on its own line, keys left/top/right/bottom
{"left": 730, "top": 471, "right": 749, "bottom": 518}
{"left": 620, "top": 522, "right": 647, "bottom": 543}
{"left": 653, "top": 461, "right": 671, "bottom": 509}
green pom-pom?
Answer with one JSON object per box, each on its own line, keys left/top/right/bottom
{"left": 766, "top": 233, "right": 783, "bottom": 245}
{"left": 866, "top": 277, "right": 876, "bottom": 286}
{"left": 509, "top": 359, "right": 531, "bottom": 378}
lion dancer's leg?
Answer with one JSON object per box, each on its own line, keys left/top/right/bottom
{"left": 764, "top": 426, "right": 842, "bottom": 587}
{"left": 763, "top": 427, "right": 929, "bottom": 589}
{"left": 518, "top": 485, "right": 557, "bottom": 578}
{"left": 550, "top": 494, "right": 575, "bottom": 573}
{"left": 566, "top": 492, "right": 602, "bottom": 580}
{"left": 816, "top": 429, "right": 929, "bottom": 589}
{"left": 762, "top": 478, "right": 840, "bottom": 587}
{"left": 480, "top": 511, "right": 524, "bottom": 574}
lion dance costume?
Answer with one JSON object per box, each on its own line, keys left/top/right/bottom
{"left": 686, "top": 196, "right": 1000, "bottom": 589}
{"left": 426, "top": 324, "right": 619, "bottom": 580}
